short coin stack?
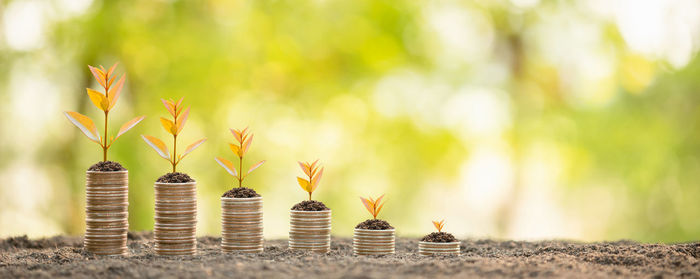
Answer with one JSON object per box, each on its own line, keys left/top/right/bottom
{"left": 418, "top": 241, "right": 461, "bottom": 255}
{"left": 85, "top": 170, "right": 129, "bottom": 256}
{"left": 289, "top": 210, "right": 331, "bottom": 253}
{"left": 353, "top": 228, "right": 395, "bottom": 256}
{"left": 154, "top": 181, "right": 197, "bottom": 255}
{"left": 221, "top": 197, "right": 263, "bottom": 253}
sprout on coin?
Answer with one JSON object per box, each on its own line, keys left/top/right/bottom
{"left": 216, "top": 127, "right": 266, "bottom": 198}
{"left": 355, "top": 194, "right": 393, "bottom": 230}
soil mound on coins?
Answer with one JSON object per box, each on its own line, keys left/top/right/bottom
{"left": 88, "top": 161, "right": 126, "bottom": 171}
{"left": 421, "top": 232, "right": 458, "bottom": 242}
{"left": 291, "top": 200, "right": 329, "bottom": 211}
{"left": 156, "top": 172, "right": 194, "bottom": 183}
{"left": 222, "top": 187, "right": 260, "bottom": 198}
{"left": 355, "top": 219, "right": 394, "bottom": 230}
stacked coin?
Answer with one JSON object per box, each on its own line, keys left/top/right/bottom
{"left": 221, "top": 196, "right": 263, "bottom": 253}
{"left": 289, "top": 210, "right": 331, "bottom": 253}
{"left": 154, "top": 181, "right": 197, "bottom": 256}
{"left": 85, "top": 170, "right": 129, "bottom": 256}
{"left": 418, "top": 241, "right": 461, "bottom": 255}
{"left": 353, "top": 228, "right": 395, "bottom": 256}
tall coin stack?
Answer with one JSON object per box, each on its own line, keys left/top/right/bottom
{"left": 154, "top": 181, "right": 197, "bottom": 255}
{"left": 353, "top": 228, "right": 395, "bottom": 256}
{"left": 289, "top": 210, "right": 331, "bottom": 253}
{"left": 221, "top": 196, "right": 264, "bottom": 253}
{"left": 85, "top": 170, "right": 129, "bottom": 256}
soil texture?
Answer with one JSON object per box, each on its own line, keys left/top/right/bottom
{"left": 222, "top": 187, "right": 260, "bottom": 198}
{"left": 421, "top": 232, "right": 457, "bottom": 243}
{"left": 87, "top": 161, "right": 126, "bottom": 171}
{"left": 1, "top": 232, "right": 699, "bottom": 278}
{"left": 356, "top": 219, "right": 394, "bottom": 230}
{"left": 156, "top": 172, "right": 194, "bottom": 183}
{"left": 291, "top": 200, "right": 329, "bottom": 211}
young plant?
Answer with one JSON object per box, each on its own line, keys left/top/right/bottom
{"left": 64, "top": 63, "right": 145, "bottom": 161}
{"left": 141, "top": 97, "right": 206, "bottom": 172}
{"left": 215, "top": 127, "right": 266, "bottom": 188}
{"left": 432, "top": 219, "right": 445, "bottom": 233}
{"left": 360, "top": 194, "right": 386, "bottom": 219}
{"left": 297, "top": 160, "right": 324, "bottom": 200}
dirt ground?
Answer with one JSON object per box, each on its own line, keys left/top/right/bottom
{"left": 1, "top": 231, "right": 699, "bottom": 278}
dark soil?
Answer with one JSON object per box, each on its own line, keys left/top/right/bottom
{"left": 422, "top": 232, "right": 458, "bottom": 243}
{"left": 222, "top": 187, "right": 260, "bottom": 198}
{"left": 2, "top": 232, "right": 699, "bottom": 278}
{"left": 87, "top": 161, "right": 126, "bottom": 171}
{"left": 156, "top": 172, "right": 194, "bottom": 183}
{"left": 355, "top": 219, "right": 394, "bottom": 230}
{"left": 291, "top": 200, "right": 329, "bottom": 211}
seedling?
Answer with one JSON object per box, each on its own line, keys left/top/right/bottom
{"left": 215, "top": 127, "right": 266, "bottom": 188}
{"left": 142, "top": 97, "right": 206, "bottom": 172}
{"left": 64, "top": 63, "right": 145, "bottom": 161}
{"left": 297, "top": 160, "right": 324, "bottom": 200}
{"left": 432, "top": 220, "right": 445, "bottom": 232}
{"left": 360, "top": 194, "right": 386, "bottom": 219}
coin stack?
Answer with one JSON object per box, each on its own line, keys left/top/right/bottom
{"left": 418, "top": 241, "right": 461, "bottom": 255}
{"left": 221, "top": 196, "right": 263, "bottom": 253}
{"left": 154, "top": 181, "right": 197, "bottom": 255}
{"left": 289, "top": 210, "right": 331, "bottom": 253}
{"left": 85, "top": 170, "right": 129, "bottom": 256}
{"left": 353, "top": 228, "right": 395, "bottom": 256}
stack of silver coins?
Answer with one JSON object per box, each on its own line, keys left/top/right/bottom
{"left": 154, "top": 181, "right": 197, "bottom": 255}
{"left": 418, "top": 241, "right": 461, "bottom": 255}
{"left": 84, "top": 170, "right": 129, "bottom": 256}
{"left": 353, "top": 228, "right": 395, "bottom": 256}
{"left": 221, "top": 196, "right": 263, "bottom": 253}
{"left": 289, "top": 210, "right": 331, "bottom": 253}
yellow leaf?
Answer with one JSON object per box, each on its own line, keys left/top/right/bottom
{"left": 298, "top": 161, "right": 311, "bottom": 177}
{"left": 113, "top": 116, "right": 145, "bottom": 142}
{"left": 107, "top": 75, "right": 125, "bottom": 110}
{"left": 106, "top": 62, "right": 119, "bottom": 78}
{"left": 88, "top": 65, "right": 106, "bottom": 88}
{"left": 247, "top": 160, "right": 265, "bottom": 175}
{"left": 297, "top": 177, "right": 311, "bottom": 192}
{"left": 160, "top": 117, "right": 177, "bottom": 135}
{"left": 161, "top": 99, "right": 176, "bottom": 117}
{"left": 142, "top": 135, "right": 170, "bottom": 161}
{"left": 176, "top": 107, "right": 189, "bottom": 134}
{"left": 175, "top": 97, "right": 184, "bottom": 109}
{"left": 64, "top": 111, "right": 101, "bottom": 144}
{"left": 215, "top": 157, "right": 238, "bottom": 177}
{"left": 86, "top": 88, "right": 109, "bottom": 112}
{"left": 229, "top": 143, "right": 242, "bottom": 157}
{"left": 241, "top": 134, "right": 253, "bottom": 157}
{"left": 180, "top": 138, "right": 206, "bottom": 160}
{"left": 230, "top": 128, "right": 243, "bottom": 143}
{"left": 311, "top": 167, "right": 324, "bottom": 191}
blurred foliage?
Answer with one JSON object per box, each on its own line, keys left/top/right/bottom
{"left": 1, "top": 0, "right": 700, "bottom": 242}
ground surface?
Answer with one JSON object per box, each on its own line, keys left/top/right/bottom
{"left": 1, "top": 232, "right": 699, "bottom": 278}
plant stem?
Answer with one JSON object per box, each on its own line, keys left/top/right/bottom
{"left": 103, "top": 111, "right": 108, "bottom": 161}
{"left": 308, "top": 192, "right": 312, "bottom": 201}
{"left": 172, "top": 134, "right": 177, "bottom": 173}
{"left": 238, "top": 155, "right": 243, "bottom": 187}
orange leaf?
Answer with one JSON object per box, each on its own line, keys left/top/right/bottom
{"left": 88, "top": 65, "right": 106, "bottom": 88}
{"left": 360, "top": 197, "right": 374, "bottom": 217}
{"left": 106, "top": 62, "right": 119, "bottom": 79}
{"left": 64, "top": 111, "right": 101, "bottom": 144}
{"left": 241, "top": 134, "right": 253, "bottom": 157}
{"left": 375, "top": 200, "right": 386, "bottom": 217}
{"left": 161, "top": 99, "right": 176, "bottom": 117}
{"left": 160, "top": 117, "right": 177, "bottom": 135}
{"left": 107, "top": 74, "right": 125, "bottom": 110}
{"left": 113, "top": 116, "right": 145, "bottom": 142}
{"left": 180, "top": 138, "right": 206, "bottom": 160}
{"left": 141, "top": 135, "right": 170, "bottom": 160}
{"left": 298, "top": 161, "right": 311, "bottom": 177}
{"left": 176, "top": 107, "right": 189, "bottom": 134}
{"left": 86, "top": 88, "right": 109, "bottom": 112}
{"left": 215, "top": 157, "right": 238, "bottom": 177}
{"left": 311, "top": 167, "right": 324, "bottom": 191}
{"left": 297, "top": 177, "right": 311, "bottom": 192}
{"left": 230, "top": 128, "right": 243, "bottom": 143}
{"left": 228, "top": 143, "right": 241, "bottom": 157}
{"left": 175, "top": 97, "right": 184, "bottom": 109}
{"left": 247, "top": 160, "right": 265, "bottom": 175}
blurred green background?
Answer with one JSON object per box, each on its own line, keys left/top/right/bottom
{"left": 1, "top": 0, "right": 699, "bottom": 242}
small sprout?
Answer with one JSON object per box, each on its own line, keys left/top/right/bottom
{"left": 297, "top": 160, "right": 324, "bottom": 200}
{"left": 360, "top": 194, "right": 386, "bottom": 219}
{"left": 142, "top": 97, "right": 206, "bottom": 172}
{"left": 432, "top": 219, "right": 445, "bottom": 233}
{"left": 64, "top": 63, "right": 145, "bottom": 161}
{"left": 215, "top": 127, "right": 265, "bottom": 188}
